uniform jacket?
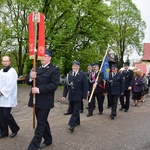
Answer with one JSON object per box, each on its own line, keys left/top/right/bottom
{"left": 86, "top": 71, "right": 92, "bottom": 81}
{"left": 27, "top": 63, "right": 60, "bottom": 109}
{"left": 62, "top": 70, "right": 88, "bottom": 101}
{"left": 122, "top": 69, "right": 135, "bottom": 90}
{"left": 106, "top": 72, "right": 124, "bottom": 95}
{"left": 142, "top": 76, "right": 148, "bottom": 90}
{"left": 132, "top": 77, "right": 143, "bottom": 92}
{"left": 88, "top": 71, "right": 105, "bottom": 93}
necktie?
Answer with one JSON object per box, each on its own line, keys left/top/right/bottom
{"left": 92, "top": 72, "right": 95, "bottom": 77}
{"left": 73, "top": 72, "right": 76, "bottom": 77}
{"left": 113, "top": 73, "right": 116, "bottom": 78}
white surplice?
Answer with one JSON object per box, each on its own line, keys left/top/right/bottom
{"left": 0, "top": 68, "right": 18, "bottom": 107}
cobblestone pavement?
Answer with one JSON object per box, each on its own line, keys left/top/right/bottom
{"left": 0, "top": 85, "right": 150, "bottom": 150}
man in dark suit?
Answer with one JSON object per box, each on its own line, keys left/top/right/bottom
{"left": 86, "top": 64, "right": 93, "bottom": 110}
{"left": 87, "top": 63, "right": 105, "bottom": 117}
{"left": 62, "top": 60, "right": 88, "bottom": 132}
{"left": 63, "top": 102, "right": 73, "bottom": 115}
{"left": 119, "top": 62, "right": 134, "bottom": 112}
{"left": 27, "top": 50, "right": 60, "bottom": 150}
{"left": 87, "top": 64, "right": 93, "bottom": 79}
{"left": 63, "top": 64, "right": 92, "bottom": 115}
{"left": 106, "top": 64, "right": 124, "bottom": 120}
{"left": 63, "top": 63, "right": 91, "bottom": 115}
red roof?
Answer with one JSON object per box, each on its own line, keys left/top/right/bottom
{"left": 132, "top": 62, "right": 140, "bottom": 67}
{"left": 142, "top": 43, "right": 150, "bottom": 60}
{"left": 135, "top": 64, "right": 147, "bottom": 73}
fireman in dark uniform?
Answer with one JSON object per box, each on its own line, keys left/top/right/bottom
{"left": 27, "top": 50, "right": 60, "bottom": 150}
{"left": 87, "top": 63, "right": 105, "bottom": 117}
{"left": 62, "top": 61, "right": 88, "bottom": 132}
{"left": 106, "top": 64, "right": 124, "bottom": 120}
{"left": 86, "top": 64, "right": 93, "bottom": 110}
{"left": 119, "top": 62, "right": 134, "bottom": 112}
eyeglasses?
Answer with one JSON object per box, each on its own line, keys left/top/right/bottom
{"left": 2, "top": 60, "right": 10, "bottom": 62}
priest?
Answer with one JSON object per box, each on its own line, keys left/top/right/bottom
{"left": 0, "top": 56, "right": 20, "bottom": 138}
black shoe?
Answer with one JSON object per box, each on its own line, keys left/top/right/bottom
{"left": 99, "top": 112, "right": 103, "bottom": 115}
{"left": 124, "top": 110, "right": 128, "bottom": 112}
{"left": 87, "top": 113, "right": 93, "bottom": 117}
{"left": 39, "top": 143, "right": 52, "bottom": 149}
{"left": 86, "top": 107, "right": 89, "bottom": 109}
{"left": 75, "top": 123, "right": 80, "bottom": 127}
{"left": 63, "top": 112, "right": 72, "bottom": 115}
{"left": 110, "top": 115, "right": 114, "bottom": 120}
{"left": 80, "top": 110, "right": 83, "bottom": 113}
{"left": 0, "top": 132, "right": 8, "bottom": 138}
{"left": 119, "top": 108, "right": 123, "bottom": 111}
{"left": 10, "top": 127, "right": 20, "bottom": 138}
{"left": 10, "top": 132, "right": 18, "bottom": 138}
{"left": 69, "top": 126, "right": 74, "bottom": 132}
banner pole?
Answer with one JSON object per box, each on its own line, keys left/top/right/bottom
{"left": 89, "top": 46, "right": 109, "bottom": 103}
{"left": 32, "top": 9, "right": 39, "bottom": 129}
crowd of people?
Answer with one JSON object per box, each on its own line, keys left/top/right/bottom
{"left": 62, "top": 61, "right": 150, "bottom": 126}
{"left": 0, "top": 50, "right": 149, "bottom": 150}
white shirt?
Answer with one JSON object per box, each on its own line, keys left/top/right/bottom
{"left": 42, "top": 62, "right": 50, "bottom": 68}
{"left": 125, "top": 69, "right": 129, "bottom": 73}
{"left": 72, "top": 70, "right": 79, "bottom": 76}
{"left": 112, "top": 72, "right": 117, "bottom": 78}
{"left": 0, "top": 68, "right": 18, "bottom": 107}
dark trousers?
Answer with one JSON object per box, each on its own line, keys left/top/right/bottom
{"left": 109, "top": 95, "right": 119, "bottom": 116}
{"left": 107, "top": 95, "right": 112, "bottom": 107}
{"left": 67, "top": 100, "right": 83, "bottom": 112}
{"left": 28, "top": 108, "right": 52, "bottom": 150}
{"left": 88, "top": 93, "right": 104, "bottom": 114}
{"left": 0, "top": 120, "right": 1, "bottom": 132}
{"left": 0, "top": 107, "right": 19, "bottom": 135}
{"left": 69, "top": 101, "right": 81, "bottom": 127}
{"left": 87, "top": 95, "right": 96, "bottom": 109}
{"left": 67, "top": 101, "right": 73, "bottom": 114}
{"left": 80, "top": 101, "right": 84, "bottom": 111}
{"left": 120, "top": 90, "right": 130, "bottom": 110}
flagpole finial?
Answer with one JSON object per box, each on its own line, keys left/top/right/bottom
{"left": 34, "top": 9, "right": 40, "bottom": 23}
{"left": 107, "top": 44, "right": 111, "bottom": 50}
{"left": 35, "top": 8, "right": 38, "bottom": 12}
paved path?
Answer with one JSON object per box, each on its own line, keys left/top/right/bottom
{"left": 0, "top": 85, "right": 150, "bottom": 150}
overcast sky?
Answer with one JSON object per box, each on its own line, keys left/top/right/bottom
{"left": 132, "top": 0, "right": 150, "bottom": 43}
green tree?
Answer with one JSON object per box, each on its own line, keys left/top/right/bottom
{"left": 108, "top": 0, "right": 146, "bottom": 68}
{"left": 42, "top": 0, "right": 112, "bottom": 74}
{"left": 0, "top": 0, "right": 41, "bottom": 75}
{"left": 0, "top": 0, "right": 113, "bottom": 75}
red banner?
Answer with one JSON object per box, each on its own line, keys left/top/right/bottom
{"left": 28, "top": 12, "right": 45, "bottom": 60}
{"left": 28, "top": 13, "right": 35, "bottom": 59}
{"left": 37, "top": 13, "right": 45, "bottom": 60}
